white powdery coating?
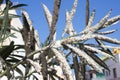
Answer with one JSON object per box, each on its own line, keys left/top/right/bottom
{"left": 51, "top": 48, "right": 73, "bottom": 80}
{"left": 97, "top": 29, "right": 117, "bottom": 35}
{"left": 22, "top": 11, "right": 33, "bottom": 30}
{"left": 103, "top": 15, "right": 120, "bottom": 28}
{"left": 84, "top": 45, "right": 113, "bottom": 58}
{"left": 81, "top": 10, "right": 111, "bottom": 34}
{"left": 94, "top": 34, "right": 120, "bottom": 44}
{"left": 62, "top": 0, "right": 78, "bottom": 37}
{"left": 27, "top": 59, "right": 42, "bottom": 73}
{"left": 65, "top": 44, "right": 103, "bottom": 73}
{"left": 85, "top": 10, "right": 96, "bottom": 29}
{"left": 42, "top": 4, "right": 52, "bottom": 28}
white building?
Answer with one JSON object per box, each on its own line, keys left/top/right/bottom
{"left": 103, "top": 49, "right": 120, "bottom": 80}
{"left": 85, "top": 48, "right": 120, "bottom": 80}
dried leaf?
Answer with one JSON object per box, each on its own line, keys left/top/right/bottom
{"left": 86, "top": 0, "right": 90, "bottom": 26}
{"left": 49, "top": 0, "right": 61, "bottom": 41}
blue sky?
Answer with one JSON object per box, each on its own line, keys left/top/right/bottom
{"left": 11, "top": 0, "right": 120, "bottom": 44}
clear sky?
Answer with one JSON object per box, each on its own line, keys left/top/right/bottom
{"left": 11, "top": 0, "right": 120, "bottom": 44}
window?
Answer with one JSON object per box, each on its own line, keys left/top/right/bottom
{"left": 102, "top": 69, "right": 105, "bottom": 75}
{"left": 113, "top": 68, "right": 117, "bottom": 78}
{"left": 106, "top": 71, "right": 108, "bottom": 76}
{"left": 109, "top": 71, "right": 110, "bottom": 76}
{"left": 90, "top": 73, "right": 93, "bottom": 78}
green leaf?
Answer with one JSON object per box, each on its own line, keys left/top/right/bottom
{"left": 8, "top": 33, "right": 17, "bottom": 38}
{"left": 15, "top": 67, "right": 23, "bottom": 76}
{"left": 0, "top": 41, "right": 14, "bottom": 60}
{"left": 6, "top": 56, "right": 20, "bottom": 62}
{"left": 10, "top": 4, "right": 27, "bottom": 10}
{"left": 33, "top": 75, "right": 39, "bottom": 80}
{"left": 85, "top": 50, "right": 109, "bottom": 71}
{"left": 0, "top": 14, "right": 21, "bottom": 19}
{"left": 0, "top": 1, "right": 10, "bottom": 44}
{"left": 8, "top": 14, "right": 21, "bottom": 18}
{"left": 2, "top": 32, "right": 17, "bottom": 41}
{"left": 95, "top": 39, "right": 113, "bottom": 56}
{"left": 8, "top": 26, "right": 20, "bottom": 32}
{"left": 10, "top": 54, "right": 24, "bottom": 58}
{"left": 14, "top": 45, "right": 25, "bottom": 50}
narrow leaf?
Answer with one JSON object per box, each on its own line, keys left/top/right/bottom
{"left": 0, "top": 41, "right": 14, "bottom": 60}
{"left": 51, "top": 48, "right": 73, "bottom": 80}
{"left": 69, "top": 0, "right": 78, "bottom": 20}
{"left": 86, "top": 0, "right": 90, "bottom": 26}
{"left": 42, "top": 4, "right": 52, "bottom": 28}
{"left": 49, "top": 0, "right": 61, "bottom": 41}
{"left": 94, "top": 34, "right": 120, "bottom": 44}
{"left": 96, "top": 29, "right": 117, "bottom": 35}
{"left": 81, "top": 10, "right": 112, "bottom": 34}
{"left": 65, "top": 44, "right": 103, "bottom": 73}
{"left": 10, "top": 54, "right": 24, "bottom": 58}
{"left": 84, "top": 45, "right": 114, "bottom": 58}
{"left": 95, "top": 39, "right": 113, "bottom": 56}
{"left": 6, "top": 56, "right": 20, "bottom": 62}
{"left": 85, "top": 50, "right": 109, "bottom": 70}
{"left": 27, "top": 59, "right": 42, "bottom": 73}
{"left": 15, "top": 67, "right": 24, "bottom": 76}
{"left": 10, "top": 4, "right": 27, "bottom": 10}
{"left": 62, "top": 0, "right": 78, "bottom": 37}
{"left": 103, "top": 15, "right": 120, "bottom": 29}
{"left": 86, "top": 10, "right": 96, "bottom": 29}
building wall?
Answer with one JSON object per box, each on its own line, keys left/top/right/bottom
{"left": 104, "top": 54, "right": 120, "bottom": 80}
{"left": 0, "top": 4, "right": 24, "bottom": 46}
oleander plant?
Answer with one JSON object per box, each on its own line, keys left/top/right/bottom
{"left": 0, "top": 0, "right": 120, "bottom": 80}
